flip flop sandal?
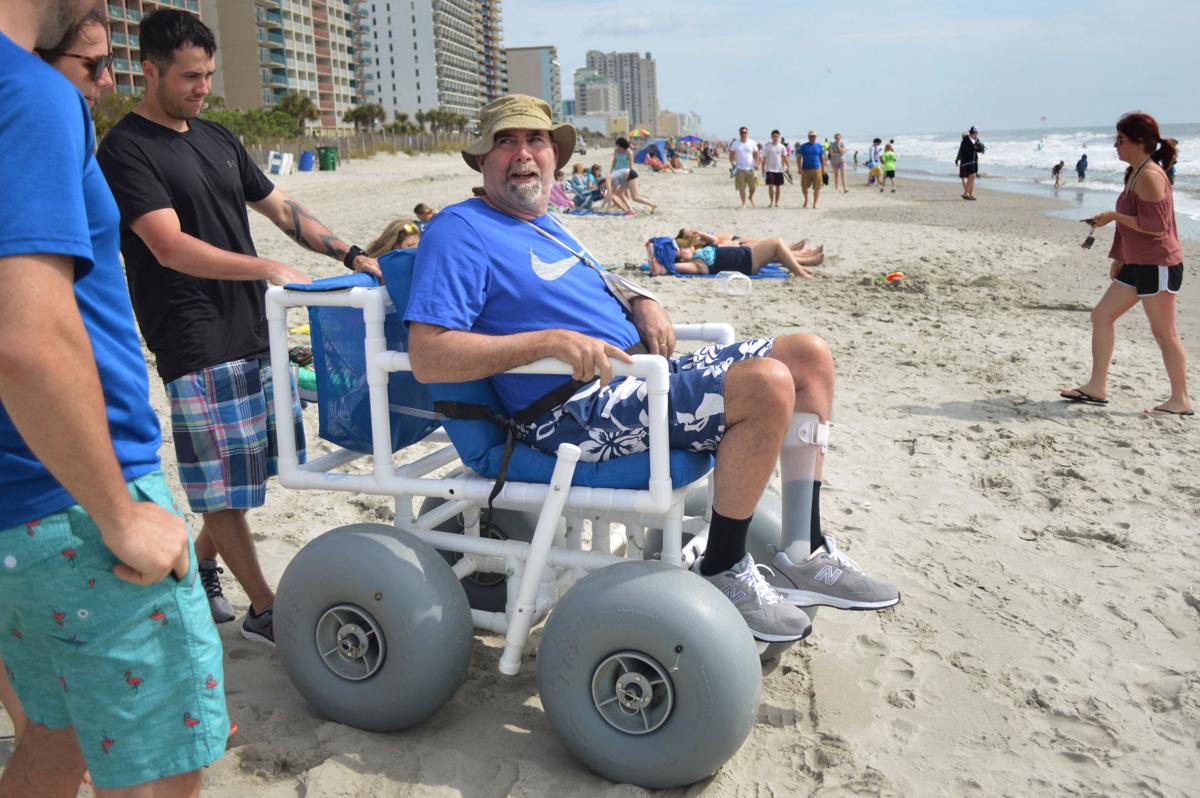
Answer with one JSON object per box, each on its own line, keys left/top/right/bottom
{"left": 1060, "top": 389, "right": 1109, "bottom": 405}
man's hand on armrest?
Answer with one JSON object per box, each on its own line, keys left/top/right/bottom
{"left": 408, "top": 323, "right": 632, "bottom": 386}
{"left": 631, "top": 296, "right": 675, "bottom": 357}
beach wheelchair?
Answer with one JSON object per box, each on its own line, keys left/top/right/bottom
{"left": 264, "top": 250, "right": 804, "bottom": 789}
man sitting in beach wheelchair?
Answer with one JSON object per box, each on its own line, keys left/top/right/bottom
{"left": 406, "top": 94, "right": 901, "bottom": 645}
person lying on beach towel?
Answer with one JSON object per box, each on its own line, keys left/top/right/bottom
{"left": 675, "top": 228, "right": 823, "bottom": 260}
{"left": 646, "top": 236, "right": 820, "bottom": 278}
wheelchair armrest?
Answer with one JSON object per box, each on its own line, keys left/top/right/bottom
{"left": 673, "top": 323, "right": 735, "bottom": 346}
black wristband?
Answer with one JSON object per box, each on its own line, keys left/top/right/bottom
{"left": 343, "top": 245, "right": 364, "bottom": 271}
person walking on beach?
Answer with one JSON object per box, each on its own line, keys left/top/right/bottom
{"left": 1051, "top": 160, "right": 1065, "bottom": 189}
{"left": 0, "top": 2, "right": 229, "bottom": 792}
{"left": 1061, "top": 112, "right": 1192, "bottom": 416}
{"left": 730, "top": 126, "right": 761, "bottom": 207}
{"left": 405, "top": 93, "right": 898, "bottom": 648}
{"left": 98, "top": 10, "right": 381, "bottom": 644}
{"left": 1076, "top": 153, "right": 1088, "bottom": 183}
{"left": 956, "top": 126, "right": 983, "bottom": 200}
{"left": 828, "top": 133, "right": 849, "bottom": 193}
{"left": 880, "top": 143, "right": 898, "bottom": 192}
{"left": 798, "top": 130, "right": 827, "bottom": 209}
{"left": 762, "top": 129, "right": 790, "bottom": 208}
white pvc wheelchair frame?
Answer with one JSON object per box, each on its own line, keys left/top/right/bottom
{"left": 266, "top": 283, "right": 734, "bottom": 676}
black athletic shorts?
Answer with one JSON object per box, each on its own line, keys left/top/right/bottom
{"left": 712, "top": 246, "right": 753, "bottom": 275}
{"left": 885, "top": 170, "right": 895, "bottom": 178}
{"left": 959, "top": 163, "right": 978, "bottom": 178}
{"left": 764, "top": 171, "right": 784, "bottom": 186}
{"left": 1114, "top": 263, "right": 1183, "bottom": 296}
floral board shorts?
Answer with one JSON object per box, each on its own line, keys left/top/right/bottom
{"left": 0, "top": 470, "right": 228, "bottom": 788}
{"left": 516, "top": 338, "right": 775, "bottom": 461}
{"left": 166, "top": 357, "right": 305, "bottom": 513}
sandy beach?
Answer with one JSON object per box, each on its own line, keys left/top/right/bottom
{"left": 12, "top": 152, "right": 1197, "bottom": 796}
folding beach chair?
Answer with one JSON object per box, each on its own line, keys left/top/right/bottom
{"left": 264, "top": 250, "right": 803, "bottom": 789}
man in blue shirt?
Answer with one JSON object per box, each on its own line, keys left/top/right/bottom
{"left": 798, "top": 130, "right": 827, "bottom": 209}
{"left": 0, "top": 2, "right": 227, "bottom": 791}
{"left": 407, "top": 95, "right": 898, "bottom": 648}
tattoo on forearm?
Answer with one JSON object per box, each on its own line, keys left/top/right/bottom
{"left": 282, "top": 200, "right": 348, "bottom": 259}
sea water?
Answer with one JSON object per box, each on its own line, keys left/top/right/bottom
{"left": 848, "top": 123, "right": 1200, "bottom": 240}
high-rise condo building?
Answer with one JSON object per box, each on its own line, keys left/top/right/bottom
{"left": 359, "top": 0, "right": 507, "bottom": 126}
{"left": 505, "top": 46, "right": 560, "bottom": 119}
{"left": 106, "top": 0, "right": 203, "bottom": 97}
{"left": 584, "top": 50, "right": 658, "bottom": 132}
{"left": 201, "top": 0, "right": 364, "bottom": 133}
{"left": 572, "top": 66, "right": 618, "bottom": 116}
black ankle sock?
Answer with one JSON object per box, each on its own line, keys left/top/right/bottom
{"left": 810, "top": 480, "right": 825, "bottom": 554}
{"left": 700, "top": 510, "right": 752, "bottom": 575}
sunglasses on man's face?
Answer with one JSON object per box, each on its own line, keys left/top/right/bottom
{"left": 48, "top": 51, "right": 114, "bottom": 81}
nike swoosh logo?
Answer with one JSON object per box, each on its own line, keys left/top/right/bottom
{"left": 531, "top": 250, "right": 577, "bottom": 281}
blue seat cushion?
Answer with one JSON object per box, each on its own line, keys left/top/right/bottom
{"left": 431, "top": 379, "right": 712, "bottom": 490}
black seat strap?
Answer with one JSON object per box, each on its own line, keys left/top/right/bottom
{"left": 433, "top": 342, "right": 648, "bottom": 537}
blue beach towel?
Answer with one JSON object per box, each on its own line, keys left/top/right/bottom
{"left": 638, "top": 262, "right": 790, "bottom": 279}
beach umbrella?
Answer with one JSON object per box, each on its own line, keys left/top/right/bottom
{"left": 678, "top": 135, "right": 702, "bottom": 142}
{"left": 628, "top": 128, "right": 652, "bottom": 137}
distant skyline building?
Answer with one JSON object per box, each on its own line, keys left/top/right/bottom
{"left": 358, "top": 0, "right": 506, "bottom": 126}
{"left": 561, "top": 98, "right": 575, "bottom": 117}
{"left": 202, "top": 0, "right": 363, "bottom": 132}
{"left": 584, "top": 50, "right": 658, "bottom": 132}
{"left": 572, "top": 66, "right": 618, "bottom": 116}
{"left": 479, "top": 0, "right": 506, "bottom": 104}
{"left": 678, "top": 111, "right": 703, "bottom": 137}
{"left": 657, "top": 109, "right": 679, "bottom": 139}
{"left": 505, "top": 45, "right": 560, "bottom": 120}
{"left": 107, "top": 0, "right": 202, "bottom": 96}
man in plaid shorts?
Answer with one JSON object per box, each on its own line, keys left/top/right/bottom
{"left": 407, "top": 96, "right": 900, "bottom": 648}
{"left": 97, "top": 11, "right": 380, "bottom": 645}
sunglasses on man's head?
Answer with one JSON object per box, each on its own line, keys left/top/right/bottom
{"left": 44, "top": 50, "right": 114, "bottom": 81}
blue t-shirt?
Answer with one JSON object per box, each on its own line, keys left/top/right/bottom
{"left": 0, "top": 33, "right": 161, "bottom": 525}
{"left": 405, "top": 198, "right": 640, "bottom": 413}
{"left": 799, "top": 142, "right": 824, "bottom": 170}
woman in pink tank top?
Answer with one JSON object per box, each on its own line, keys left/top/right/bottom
{"left": 1061, "top": 112, "right": 1192, "bottom": 416}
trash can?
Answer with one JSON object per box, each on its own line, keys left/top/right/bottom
{"left": 298, "top": 151, "right": 315, "bottom": 172}
{"left": 317, "top": 146, "right": 338, "bottom": 171}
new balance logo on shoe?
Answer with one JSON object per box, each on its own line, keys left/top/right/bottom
{"left": 815, "top": 564, "right": 844, "bottom": 586}
{"left": 722, "top": 585, "right": 748, "bottom": 603}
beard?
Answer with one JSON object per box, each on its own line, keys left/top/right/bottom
{"left": 157, "top": 81, "right": 201, "bottom": 121}
{"left": 503, "top": 173, "right": 545, "bottom": 212}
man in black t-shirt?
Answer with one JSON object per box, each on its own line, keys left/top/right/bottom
{"left": 98, "top": 10, "right": 380, "bottom": 645}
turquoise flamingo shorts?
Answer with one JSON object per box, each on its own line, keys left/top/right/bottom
{"left": 0, "top": 471, "right": 228, "bottom": 788}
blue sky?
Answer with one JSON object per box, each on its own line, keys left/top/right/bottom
{"left": 503, "top": 0, "right": 1200, "bottom": 139}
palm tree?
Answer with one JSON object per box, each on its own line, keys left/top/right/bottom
{"left": 277, "top": 91, "right": 319, "bottom": 136}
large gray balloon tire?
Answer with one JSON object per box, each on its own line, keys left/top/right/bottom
{"left": 274, "top": 523, "right": 473, "bottom": 732}
{"left": 536, "top": 560, "right": 762, "bottom": 789}
{"left": 417, "top": 497, "right": 540, "bottom": 612}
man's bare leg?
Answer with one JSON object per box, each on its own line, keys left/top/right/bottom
{"left": 0, "top": 723, "right": 86, "bottom": 798}
{"left": 195, "top": 510, "right": 273, "bottom": 614}
{"left": 713, "top": 333, "right": 834, "bottom": 516}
